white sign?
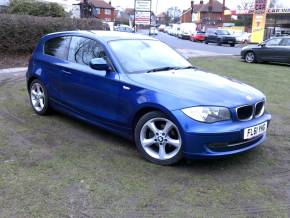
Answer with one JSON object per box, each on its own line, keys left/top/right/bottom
{"left": 136, "top": 0, "right": 151, "bottom": 12}
{"left": 135, "top": 11, "right": 151, "bottom": 25}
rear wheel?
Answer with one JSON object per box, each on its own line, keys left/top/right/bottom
{"left": 245, "top": 51, "right": 256, "bottom": 63}
{"left": 135, "top": 111, "right": 183, "bottom": 165}
{"left": 29, "top": 79, "right": 50, "bottom": 115}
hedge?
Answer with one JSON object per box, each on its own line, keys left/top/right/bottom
{"left": 0, "top": 14, "right": 107, "bottom": 53}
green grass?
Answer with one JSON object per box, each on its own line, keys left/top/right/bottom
{"left": 0, "top": 57, "right": 290, "bottom": 217}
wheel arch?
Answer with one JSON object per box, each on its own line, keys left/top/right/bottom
{"left": 132, "top": 105, "right": 175, "bottom": 131}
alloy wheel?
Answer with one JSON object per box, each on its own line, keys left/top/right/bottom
{"left": 140, "top": 117, "right": 182, "bottom": 160}
{"left": 245, "top": 52, "right": 255, "bottom": 63}
{"left": 30, "top": 82, "right": 45, "bottom": 112}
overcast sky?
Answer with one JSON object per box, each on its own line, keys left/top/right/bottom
{"left": 43, "top": 0, "right": 290, "bottom": 14}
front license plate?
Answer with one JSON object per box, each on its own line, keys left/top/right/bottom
{"left": 244, "top": 122, "right": 267, "bottom": 139}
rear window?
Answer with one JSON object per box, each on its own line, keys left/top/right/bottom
{"left": 44, "top": 36, "right": 71, "bottom": 60}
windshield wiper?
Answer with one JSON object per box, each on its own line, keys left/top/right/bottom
{"left": 146, "top": 66, "right": 196, "bottom": 73}
{"left": 174, "top": 66, "right": 196, "bottom": 70}
{"left": 146, "top": 67, "right": 176, "bottom": 73}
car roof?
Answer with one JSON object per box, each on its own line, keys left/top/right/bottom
{"left": 42, "top": 30, "right": 156, "bottom": 44}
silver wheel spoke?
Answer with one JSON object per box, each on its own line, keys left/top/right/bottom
{"left": 159, "top": 144, "right": 166, "bottom": 159}
{"left": 167, "top": 137, "right": 180, "bottom": 148}
{"left": 39, "top": 99, "right": 44, "bottom": 109}
{"left": 163, "top": 121, "right": 173, "bottom": 134}
{"left": 147, "top": 122, "right": 158, "bottom": 133}
{"left": 142, "top": 138, "right": 155, "bottom": 147}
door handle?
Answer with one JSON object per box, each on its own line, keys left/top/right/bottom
{"left": 62, "top": 70, "right": 72, "bottom": 75}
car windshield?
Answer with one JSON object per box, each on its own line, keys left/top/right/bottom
{"left": 216, "top": 30, "right": 230, "bottom": 35}
{"left": 109, "top": 39, "right": 192, "bottom": 74}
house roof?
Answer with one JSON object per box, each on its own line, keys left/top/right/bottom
{"left": 181, "top": 0, "right": 229, "bottom": 16}
{"left": 81, "top": 0, "right": 114, "bottom": 9}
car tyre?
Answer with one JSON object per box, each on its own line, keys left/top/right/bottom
{"left": 245, "top": 51, "right": 256, "bottom": 63}
{"left": 29, "top": 79, "right": 50, "bottom": 115}
{"left": 230, "top": 43, "right": 235, "bottom": 47}
{"left": 135, "top": 111, "right": 183, "bottom": 165}
{"left": 205, "top": 40, "right": 208, "bottom": 44}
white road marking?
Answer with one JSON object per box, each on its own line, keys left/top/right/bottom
{"left": 0, "top": 67, "right": 27, "bottom": 74}
{"left": 176, "top": 49, "right": 232, "bottom": 58}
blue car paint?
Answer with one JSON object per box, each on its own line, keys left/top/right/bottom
{"left": 27, "top": 31, "right": 271, "bottom": 159}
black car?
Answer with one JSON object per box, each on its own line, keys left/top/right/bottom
{"left": 205, "top": 29, "right": 236, "bottom": 47}
{"left": 241, "top": 37, "right": 290, "bottom": 64}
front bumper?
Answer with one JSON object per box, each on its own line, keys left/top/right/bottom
{"left": 171, "top": 110, "right": 271, "bottom": 159}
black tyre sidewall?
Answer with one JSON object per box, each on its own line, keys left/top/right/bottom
{"left": 134, "top": 111, "right": 184, "bottom": 165}
{"left": 29, "top": 79, "right": 49, "bottom": 115}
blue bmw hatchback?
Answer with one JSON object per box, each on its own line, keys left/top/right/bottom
{"left": 27, "top": 31, "right": 271, "bottom": 165}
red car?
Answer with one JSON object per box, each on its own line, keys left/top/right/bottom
{"left": 191, "top": 31, "right": 206, "bottom": 42}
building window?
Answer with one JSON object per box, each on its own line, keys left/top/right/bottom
{"left": 96, "top": 8, "right": 100, "bottom": 14}
{"left": 105, "top": 9, "right": 111, "bottom": 15}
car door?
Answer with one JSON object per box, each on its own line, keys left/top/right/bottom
{"left": 280, "top": 38, "right": 290, "bottom": 63}
{"left": 256, "top": 38, "right": 284, "bottom": 62}
{"left": 41, "top": 36, "right": 71, "bottom": 101}
{"left": 59, "top": 36, "right": 120, "bottom": 124}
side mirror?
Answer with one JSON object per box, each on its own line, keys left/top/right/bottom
{"left": 214, "top": 32, "right": 217, "bottom": 35}
{"left": 89, "top": 58, "right": 110, "bottom": 71}
{"left": 259, "top": 42, "right": 266, "bottom": 47}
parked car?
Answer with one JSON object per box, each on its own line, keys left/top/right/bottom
{"left": 205, "top": 29, "right": 236, "bottom": 47}
{"left": 241, "top": 36, "right": 290, "bottom": 64}
{"left": 149, "top": 26, "right": 158, "bottom": 35}
{"left": 234, "top": 32, "right": 251, "bottom": 44}
{"left": 190, "top": 31, "right": 206, "bottom": 42}
{"left": 178, "top": 23, "right": 197, "bottom": 40}
{"left": 158, "top": 25, "right": 166, "bottom": 32}
{"left": 114, "top": 25, "right": 134, "bottom": 33}
{"left": 171, "top": 24, "right": 180, "bottom": 37}
{"left": 27, "top": 31, "right": 271, "bottom": 165}
{"left": 164, "top": 26, "right": 171, "bottom": 34}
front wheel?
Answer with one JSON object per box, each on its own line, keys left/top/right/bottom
{"left": 135, "top": 111, "right": 183, "bottom": 165}
{"left": 245, "top": 51, "right": 256, "bottom": 63}
{"left": 29, "top": 79, "right": 50, "bottom": 115}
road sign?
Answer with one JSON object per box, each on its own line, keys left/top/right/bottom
{"left": 135, "top": 0, "right": 151, "bottom": 12}
{"left": 135, "top": 11, "right": 151, "bottom": 25}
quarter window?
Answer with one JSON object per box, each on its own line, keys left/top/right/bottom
{"left": 44, "top": 36, "right": 71, "bottom": 60}
{"left": 68, "top": 36, "right": 107, "bottom": 66}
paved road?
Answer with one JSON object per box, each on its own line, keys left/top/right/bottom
{"left": 140, "top": 31, "right": 243, "bottom": 58}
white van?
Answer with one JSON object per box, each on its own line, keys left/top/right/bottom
{"left": 178, "top": 23, "right": 197, "bottom": 40}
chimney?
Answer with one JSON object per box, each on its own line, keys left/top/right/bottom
{"left": 200, "top": 0, "right": 203, "bottom": 4}
{"left": 191, "top": 1, "right": 194, "bottom": 14}
{"left": 208, "top": 0, "right": 213, "bottom": 12}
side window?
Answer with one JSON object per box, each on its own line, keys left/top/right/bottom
{"left": 44, "top": 36, "right": 71, "bottom": 60}
{"left": 281, "top": 38, "right": 290, "bottom": 46}
{"left": 266, "top": 38, "right": 282, "bottom": 46}
{"left": 68, "top": 36, "right": 107, "bottom": 66}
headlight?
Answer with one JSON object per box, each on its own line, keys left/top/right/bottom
{"left": 182, "top": 106, "right": 231, "bottom": 123}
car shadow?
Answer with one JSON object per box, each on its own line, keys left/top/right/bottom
{"left": 55, "top": 110, "right": 262, "bottom": 170}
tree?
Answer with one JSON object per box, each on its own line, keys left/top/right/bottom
{"left": 7, "top": 0, "right": 66, "bottom": 17}
{"left": 166, "top": 7, "right": 181, "bottom": 23}
{"left": 237, "top": 0, "right": 254, "bottom": 11}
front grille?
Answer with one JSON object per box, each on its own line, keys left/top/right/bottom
{"left": 255, "top": 101, "right": 265, "bottom": 117}
{"left": 237, "top": 105, "right": 254, "bottom": 121}
{"left": 236, "top": 101, "right": 265, "bottom": 121}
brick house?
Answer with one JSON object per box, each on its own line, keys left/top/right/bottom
{"left": 180, "top": 0, "right": 231, "bottom": 30}
{"left": 80, "top": 0, "right": 115, "bottom": 22}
